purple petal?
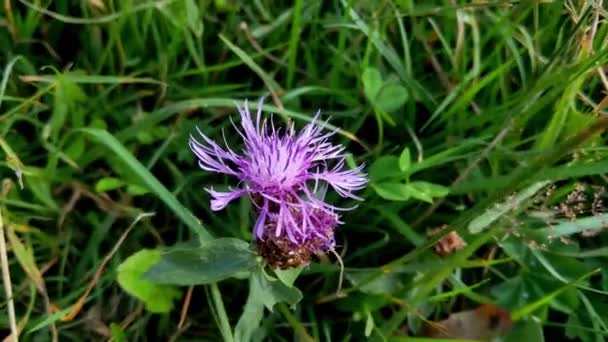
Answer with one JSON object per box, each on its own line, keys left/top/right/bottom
{"left": 206, "top": 187, "right": 247, "bottom": 211}
{"left": 313, "top": 161, "right": 367, "bottom": 200}
{"left": 253, "top": 199, "right": 268, "bottom": 239}
{"left": 189, "top": 128, "right": 242, "bottom": 176}
{"left": 237, "top": 98, "right": 264, "bottom": 150}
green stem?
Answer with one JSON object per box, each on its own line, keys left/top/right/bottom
{"left": 278, "top": 303, "right": 314, "bottom": 342}
{"left": 210, "top": 283, "right": 234, "bottom": 342}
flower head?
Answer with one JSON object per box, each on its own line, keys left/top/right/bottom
{"left": 189, "top": 99, "right": 367, "bottom": 263}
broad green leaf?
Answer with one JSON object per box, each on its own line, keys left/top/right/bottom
{"left": 235, "top": 269, "right": 303, "bottom": 342}
{"left": 126, "top": 184, "right": 150, "bottom": 196}
{"left": 234, "top": 289, "right": 265, "bottom": 342}
{"left": 503, "top": 320, "right": 544, "bottom": 342}
{"left": 143, "top": 238, "right": 257, "bottom": 286}
{"left": 372, "top": 182, "right": 410, "bottom": 201}
{"left": 117, "top": 249, "right": 182, "bottom": 313}
{"left": 274, "top": 266, "right": 304, "bottom": 288}
{"left": 79, "top": 128, "right": 211, "bottom": 241}
{"left": 362, "top": 67, "right": 383, "bottom": 101}
{"left": 369, "top": 156, "right": 402, "bottom": 181}
{"left": 404, "top": 185, "right": 432, "bottom": 203}
{"left": 398, "top": 147, "right": 411, "bottom": 172}
{"left": 406, "top": 181, "right": 449, "bottom": 203}
{"left": 413, "top": 181, "right": 450, "bottom": 196}
{"left": 95, "top": 177, "right": 125, "bottom": 192}
{"left": 253, "top": 270, "right": 302, "bottom": 310}
{"left": 492, "top": 276, "right": 527, "bottom": 310}
{"left": 375, "top": 84, "right": 408, "bottom": 112}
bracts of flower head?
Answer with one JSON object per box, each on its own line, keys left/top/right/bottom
{"left": 189, "top": 98, "right": 367, "bottom": 268}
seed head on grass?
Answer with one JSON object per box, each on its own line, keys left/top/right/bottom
{"left": 189, "top": 99, "right": 367, "bottom": 267}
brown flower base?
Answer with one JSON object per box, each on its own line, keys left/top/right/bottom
{"left": 256, "top": 224, "right": 335, "bottom": 269}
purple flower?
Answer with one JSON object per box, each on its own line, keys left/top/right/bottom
{"left": 189, "top": 99, "right": 367, "bottom": 251}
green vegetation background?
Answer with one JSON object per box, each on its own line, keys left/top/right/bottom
{"left": 2, "top": 1, "right": 608, "bottom": 341}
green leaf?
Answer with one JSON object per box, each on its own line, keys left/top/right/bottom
{"left": 126, "top": 184, "right": 150, "bottom": 196}
{"left": 274, "top": 266, "right": 304, "bottom": 288}
{"left": 503, "top": 320, "right": 544, "bottom": 342}
{"left": 64, "top": 136, "right": 85, "bottom": 161}
{"left": 369, "top": 155, "right": 402, "bottom": 182}
{"left": 143, "top": 238, "right": 257, "bottom": 286}
{"left": 95, "top": 177, "right": 125, "bottom": 192}
{"left": 404, "top": 185, "right": 432, "bottom": 203}
{"left": 253, "top": 270, "right": 302, "bottom": 310}
{"left": 110, "top": 323, "right": 127, "bottom": 342}
{"left": 235, "top": 269, "right": 303, "bottom": 342}
{"left": 234, "top": 290, "right": 265, "bottom": 342}
{"left": 405, "top": 181, "right": 449, "bottom": 203}
{"left": 25, "top": 169, "right": 58, "bottom": 209}
{"left": 362, "top": 67, "right": 383, "bottom": 101}
{"left": 372, "top": 182, "right": 410, "bottom": 201}
{"left": 117, "top": 249, "right": 182, "bottom": 313}
{"left": 79, "top": 128, "right": 211, "bottom": 241}
{"left": 375, "top": 84, "right": 408, "bottom": 112}
{"left": 50, "top": 78, "right": 85, "bottom": 142}
{"left": 398, "top": 147, "right": 411, "bottom": 172}
{"left": 214, "top": 0, "right": 240, "bottom": 11}
{"left": 185, "top": 0, "right": 203, "bottom": 36}
{"left": 364, "top": 309, "right": 375, "bottom": 337}
{"left": 90, "top": 118, "right": 108, "bottom": 130}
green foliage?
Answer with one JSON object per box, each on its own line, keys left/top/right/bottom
{"left": 80, "top": 128, "right": 211, "bottom": 241}
{"left": 369, "top": 154, "right": 450, "bottom": 203}
{"left": 2, "top": 0, "right": 608, "bottom": 341}
{"left": 504, "top": 320, "right": 545, "bottom": 342}
{"left": 235, "top": 269, "right": 303, "bottom": 342}
{"left": 117, "top": 249, "right": 182, "bottom": 313}
{"left": 143, "top": 238, "right": 257, "bottom": 285}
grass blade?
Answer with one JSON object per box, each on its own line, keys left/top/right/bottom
{"left": 79, "top": 128, "right": 211, "bottom": 241}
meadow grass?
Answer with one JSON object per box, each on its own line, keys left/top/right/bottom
{"left": 2, "top": 0, "right": 608, "bottom": 341}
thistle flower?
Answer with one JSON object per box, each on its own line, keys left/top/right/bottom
{"left": 189, "top": 99, "right": 367, "bottom": 266}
